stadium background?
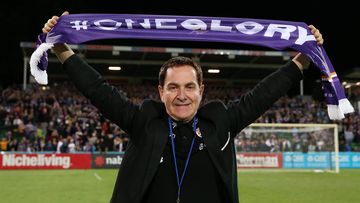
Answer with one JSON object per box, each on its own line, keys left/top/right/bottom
{"left": 1, "top": 0, "right": 360, "bottom": 203}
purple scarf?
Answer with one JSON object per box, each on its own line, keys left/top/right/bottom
{"left": 30, "top": 14, "right": 354, "bottom": 120}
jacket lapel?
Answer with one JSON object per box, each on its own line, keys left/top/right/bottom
{"left": 141, "top": 118, "right": 169, "bottom": 196}
{"left": 199, "top": 120, "right": 231, "bottom": 184}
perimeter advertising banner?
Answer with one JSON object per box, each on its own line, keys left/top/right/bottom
{"left": 283, "top": 152, "right": 360, "bottom": 169}
{"left": 2, "top": 152, "right": 360, "bottom": 170}
{"left": 337, "top": 152, "right": 360, "bottom": 168}
{"left": 236, "top": 153, "right": 282, "bottom": 168}
{"left": 0, "top": 153, "right": 91, "bottom": 169}
{"left": 91, "top": 153, "right": 124, "bottom": 169}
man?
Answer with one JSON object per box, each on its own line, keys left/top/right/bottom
{"left": 42, "top": 11, "right": 323, "bottom": 203}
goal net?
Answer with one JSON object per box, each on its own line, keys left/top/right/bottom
{"left": 235, "top": 123, "right": 339, "bottom": 173}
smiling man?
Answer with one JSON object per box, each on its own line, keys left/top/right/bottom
{"left": 42, "top": 11, "right": 323, "bottom": 203}
{"left": 158, "top": 57, "right": 204, "bottom": 123}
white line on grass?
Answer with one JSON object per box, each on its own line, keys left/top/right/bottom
{"left": 237, "top": 169, "right": 331, "bottom": 173}
{"left": 94, "top": 173, "right": 103, "bottom": 181}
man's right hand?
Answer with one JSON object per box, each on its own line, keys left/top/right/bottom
{"left": 43, "top": 11, "right": 74, "bottom": 64}
{"left": 42, "top": 11, "right": 69, "bottom": 34}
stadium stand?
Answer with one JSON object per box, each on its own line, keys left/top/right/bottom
{"left": 1, "top": 83, "right": 359, "bottom": 153}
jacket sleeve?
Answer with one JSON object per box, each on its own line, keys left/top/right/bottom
{"left": 227, "top": 61, "right": 303, "bottom": 135}
{"left": 62, "top": 54, "right": 138, "bottom": 134}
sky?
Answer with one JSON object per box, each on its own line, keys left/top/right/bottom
{"left": 1, "top": 0, "right": 359, "bottom": 88}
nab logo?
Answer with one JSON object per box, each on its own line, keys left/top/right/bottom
{"left": 94, "top": 156, "right": 105, "bottom": 167}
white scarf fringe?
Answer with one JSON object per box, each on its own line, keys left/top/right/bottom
{"left": 338, "top": 98, "right": 355, "bottom": 114}
{"left": 29, "top": 43, "right": 54, "bottom": 85}
{"left": 327, "top": 104, "right": 345, "bottom": 120}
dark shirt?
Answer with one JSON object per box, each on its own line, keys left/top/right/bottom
{"left": 142, "top": 119, "right": 227, "bottom": 203}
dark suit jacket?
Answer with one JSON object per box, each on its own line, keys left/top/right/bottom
{"left": 63, "top": 55, "right": 302, "bottom": 203}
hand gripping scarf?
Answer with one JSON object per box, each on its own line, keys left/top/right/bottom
{"left": 30, "top": 14, "right": 354, "bottom": 120}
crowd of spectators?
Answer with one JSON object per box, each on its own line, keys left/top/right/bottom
{"left": 235, "top": 127, "right": 338, "bottom": 153}
{"left": 0, "top": 82, "right": 359, "bottom": 153}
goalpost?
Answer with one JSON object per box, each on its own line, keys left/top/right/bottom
{"left": 235, "top": 123, "right": 339, "bottom": 173}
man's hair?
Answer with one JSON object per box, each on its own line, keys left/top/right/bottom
{"left": 158, "top": 56, "right": 203, "bottom": 87}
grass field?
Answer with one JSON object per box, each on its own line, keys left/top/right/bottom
{"left": 1, "top": 169, "right": 360, "bottom": 203}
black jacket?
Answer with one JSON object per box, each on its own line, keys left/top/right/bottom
{"left": 63, "top": 55, "right": 302, "bottom": 203}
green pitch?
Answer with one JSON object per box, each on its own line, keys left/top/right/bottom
{"left": 1, "top": 169, "right": 359, "bottom": 203}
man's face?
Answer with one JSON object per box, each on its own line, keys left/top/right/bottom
{"left": 158, "top": 65, "right": 204, "bottom": 122}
